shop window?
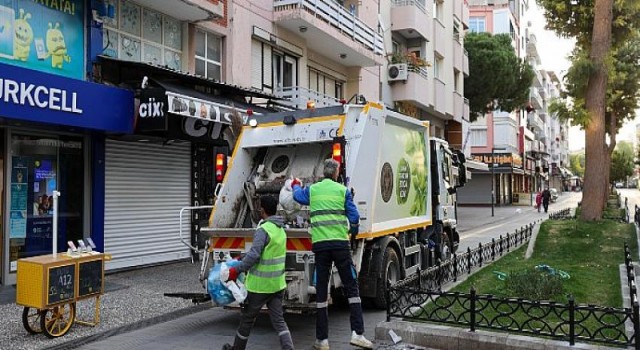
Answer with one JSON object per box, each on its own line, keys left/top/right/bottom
{"left": 8, "top": 135, "right": 84, "bottom": 272}
{"left": 102, "top": 0, "right": 183, "bottom": 71}
{"left": 195, "top": 30, "right": 222, "bottom": 80}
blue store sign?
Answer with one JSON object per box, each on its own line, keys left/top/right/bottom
{"left": 0, "top": 62, "right": 134, "bottom": 133}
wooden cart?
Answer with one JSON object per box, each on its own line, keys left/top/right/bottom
{"left": 16, "top": 252, "right": 111, "bottom": 338}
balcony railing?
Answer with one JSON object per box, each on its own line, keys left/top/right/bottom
{"left": 273, "top": 0, "right": 384, "bottom": 55}
{"left": 392, "top": 0, "right": 426, "bottom": 13}
{"left": 530, "top": 87, "right": 543, "bottom": 109}
{"left": 275, "top": 86, "right": 341, "bottom": 109}
{"left": 408, "top": 64, "right": 429, "bottom": 79}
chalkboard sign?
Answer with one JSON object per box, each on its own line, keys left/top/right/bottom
{"left": 47, "top": 264, "right": 75, "bottom": 305}
{"left": 79, "top": 260, "right": 103, "bottom": 297}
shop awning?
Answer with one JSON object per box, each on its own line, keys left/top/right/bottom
{"left": 465, "top": 159, "right": 489, "bottom": 172}
{"left": 135, "top": 79, "right": 274, "bottom": 144}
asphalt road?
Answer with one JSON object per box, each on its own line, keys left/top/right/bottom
{"left": 75, "top": 193, "right": 583, "bottom": 350}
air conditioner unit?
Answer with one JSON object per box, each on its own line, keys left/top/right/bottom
{"left": 388, "top": 63, "right": 408, "bottom": 82}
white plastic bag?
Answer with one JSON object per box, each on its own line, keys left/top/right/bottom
{"left": 224, "top": 280, "right": 248, "bottom": 303}
{"left": 279, "top": 179, "right": 301, "bottom": 215}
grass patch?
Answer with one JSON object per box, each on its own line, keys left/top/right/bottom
{"left": 415, "top": 218, "right": 638, "bottom": 345}
{"left": 452, "top": 219, "right": 637, "bottom": 306}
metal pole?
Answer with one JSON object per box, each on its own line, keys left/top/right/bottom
{"left": 52, "top": 190, "right": 61, "bottom": 256}
{"left": 491, "top": 149, "right": 495, "bottom": 217}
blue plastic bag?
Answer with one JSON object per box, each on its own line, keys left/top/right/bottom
{"left": 207, "top": 260, "right": 244, "bottom": 306}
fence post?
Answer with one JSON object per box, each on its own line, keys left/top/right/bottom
{"left": 386, "top": 279, "right": 391, "bottom": 322}
{"left": 417, "top": 267, "right": 422, "bottom": 288}
{"left": 470, "top": 287, "right": 476, "bottom": 332}
{"left": 506, "top": 232, "right": 510, "bottom": 252}
{"left": 634, "top": 300, "right": 640, "bottom": 350}
{"left": 478, "top": 242, "right": 483, "bottom": 267}
{"left": 437, "top": 258, "right": 443, "bottom": 289}
{"left": 491, "top": 238, "right": 496, "bottom": 261}
{"left": 453, "top": 253, "right": 458, "bottom": 282}
{"left": 467, "top": 247, "right": 472, "bottom": 274}
{"left": 569, "top": 295, "right": 575, "bottom": 346}
{"left": 499, "top": 235, "right": 503, "bottom": 257}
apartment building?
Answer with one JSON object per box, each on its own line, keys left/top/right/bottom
{"left": 458, "top": 0, "right": 529, "bottom": 206}
{"left": 379, "top": 0, "right": 471, "bottom": 154}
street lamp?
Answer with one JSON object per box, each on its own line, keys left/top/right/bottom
{"left": 491, "top": 147, "right": 507, "bottom": 217}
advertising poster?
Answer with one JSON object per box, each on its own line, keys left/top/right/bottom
{"left": 0, "top": 0, "right": 84, "bottom": 79}
{"left": 374, "top": 121, "right": 429, "bottom": 222}
{"left": 10, "top": 160, "right": 28, "bottom": 238}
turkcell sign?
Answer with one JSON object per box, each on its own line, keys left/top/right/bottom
{"left": 0, "top": 63, "right": 134, "bottom": 133}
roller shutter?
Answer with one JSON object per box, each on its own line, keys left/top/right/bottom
{"left": 104, "top": 139, "right": 191, "bottom": 270}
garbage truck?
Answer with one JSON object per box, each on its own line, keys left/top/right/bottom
{"left": 188, "top": 102, "right": 468, "bottom": 311}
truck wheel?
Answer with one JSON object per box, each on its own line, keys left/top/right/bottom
{"left": 374, "top": 247, "right": 400, "bottom": 309}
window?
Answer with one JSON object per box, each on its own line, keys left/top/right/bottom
{"left": 195, "top": 30, "right": 222, "bottom": 80}
{"left": 103, "top": 0, "right": 183, "bottom": 71}
{"left": 392, "top": 41, "right": 400, "bottom": 54}
{"left": 433, "top": 1, "right": 444, "bottom": 21}
{"left": 309, "top": 68, "right": 344, "bottom": 99}
{"left": 469, "top": 17, "right": 486, "bottom": 33}
{"left": 454, "top": 71, "right": 460, "bottom": 93}
{"left": 434, "top": 56, "right": 443, "bottom": 79}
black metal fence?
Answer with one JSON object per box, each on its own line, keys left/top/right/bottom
{"left": 386, "top": 223, "right": 640, "bottom": 348}
{"left": 548, "top": 208, "right": 572, "bottom": 220}
{"left": 635, "top": 204, "right": 640, "bottom": 226}
{"left": 390, "top": 223, "right": 535, "bottom": 293}
{"left": 387, "top": 286, "right": 637, "bottom": 348}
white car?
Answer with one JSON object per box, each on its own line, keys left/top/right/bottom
{"left": 550, "top": 188, "right": 558, "bottom": 202}
{"left": 615, "top": 182, "right": 624, "bottom": 188}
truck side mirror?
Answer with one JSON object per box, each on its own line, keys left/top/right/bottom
{"left": 456, "top": 164, "right": 467, "bottom": 188}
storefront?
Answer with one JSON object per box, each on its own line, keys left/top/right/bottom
{"left": 0, "top": 62, "right": 133, "bottom": 285}
{"left": 458, "top": 152, "right": 523, "bottom": 206}
{"left": 96, "top": 57, "right": 277, "bottom": 270}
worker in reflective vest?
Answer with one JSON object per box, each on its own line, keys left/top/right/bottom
{"left": 292, "top": 159, "right": 373, "bottom": 350}
{"left": 223, "top": 195, "right": 293, "bottom": 350}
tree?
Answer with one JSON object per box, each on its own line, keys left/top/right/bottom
{"left": 464, "top": 32, "right": 535, "bottom": 121}
{"left": 569, "top": 153, "right": 585, "bottom": 178}
{"left": 610, "top": 141, "right": 634, "bottom": 182}
{"left": 536, "top": 0, "right": 640, "bottom": 220}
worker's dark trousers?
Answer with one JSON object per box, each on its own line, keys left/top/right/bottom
{"left": 233, "top": 290, "right": 293, "bottom": 350}
{"left": 314, "top": 248, "right": 365, "bottom": 341}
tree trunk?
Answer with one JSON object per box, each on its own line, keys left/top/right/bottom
{"left": 580, "top": 0, "right": 614, "bottom": 221}
{"left": 603, "top": 115, "right": 618, "bottom": 209}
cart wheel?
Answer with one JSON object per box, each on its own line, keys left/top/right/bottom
{"left": 41, "top": 302, "right": 76, "bottom": 338}
{"left": 21, "top": 307, "right": 44, "bottom": 334}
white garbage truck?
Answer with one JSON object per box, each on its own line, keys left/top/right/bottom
{"left": 191, "top": 102, "right": 468, "bottom": 311}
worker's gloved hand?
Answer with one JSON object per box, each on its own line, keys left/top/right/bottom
{"left": 227, "top": 267, "right": 239, "bottom": 282}
{"left": 291, "top": 177, "right": 302, "bottom": 188}
{"left": 349, "top": 224, "right": 360, "bottom": 236}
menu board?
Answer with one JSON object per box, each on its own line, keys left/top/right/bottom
{"left": 47, "top": 264, "right": 75, "bottom": 305}
{"left": 78, "top": 260, "right": 103, "bottom": 297}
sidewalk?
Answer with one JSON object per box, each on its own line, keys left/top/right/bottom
{"left": 0, "top": 261, "right": 206, "bottom": 350}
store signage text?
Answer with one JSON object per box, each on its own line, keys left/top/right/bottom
{"left": 182, "top": 118, "right": 223, "bottom": 140}
{"left": 473, "top": 153, "right": 523, "bottom": 168}
{"left": 0, "top": 78, "right": 83, "bottom": 114}
{"left": 138, "top": 98, "right": 165, "bottom": 118}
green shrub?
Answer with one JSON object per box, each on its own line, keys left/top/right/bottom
{"left": 504, "top": 269, "right": 565, "bottom": 301}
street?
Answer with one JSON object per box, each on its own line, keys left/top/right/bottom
{"left": 73, "top": 193, "right": 582, "bottom": 350}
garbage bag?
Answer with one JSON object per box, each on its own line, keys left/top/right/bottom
{"left": 207, "top": 260, "right": 246, "bottom": 306}
{"left": 279, "top": 179, "right": 301, "bottom": 216}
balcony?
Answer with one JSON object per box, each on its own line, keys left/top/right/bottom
{"left": 530, "top": 87, "right": 543, "bottom": 110}
{"left": 434, "top": 78, "right": 446, "bottom": 115}
{"left": 132, "top": 0, "right": 224, "bottom": 21}
{"left": 273, "top": 0, "right": 384, "bottom": 67}
{"left": 275, "top": 86, "right": 341, "bottom": 109}
{"left": 391, "top": 0, "right": 432, "bottom": 40}
{"left": 390, "top": 67, "right": 433, "bottom": 110}
{"left": 433, "top": 18, "right": 446, "bottom": 56}
{"left": 454, "top": 0, "right": 463, "bottom": 21}
{"left": 522, "top": 126, "right": 535, "bottom": 141}
{"left": 533, "top": 69, "right": 543, "bottom": 88}
{"left": 462, "top": 0, "right": 469, "bottom": 29}
{"left": 453, "top": 37, "right": 463, "bottom": 73}
{"left": 464, "top": 97, "right": 470, "bottom": 121}
{"left": 527, "top": 112, "right": 543, "bottom": 131}
{"left": 463, "top": 49, "right": 469, "bottom": 76}
{"left": 453, "top": 92, "right": 464, "bottom": 123}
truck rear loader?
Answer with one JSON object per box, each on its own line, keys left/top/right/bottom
{"left": 192, "top": 102, "right": 468, "bottom": 311}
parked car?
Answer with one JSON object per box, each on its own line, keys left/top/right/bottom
{"left": 615, "top": 182, "right": 624, "bottom": 188}
{"left": 550, "top": 188, "right": 559, "bottom": 202}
